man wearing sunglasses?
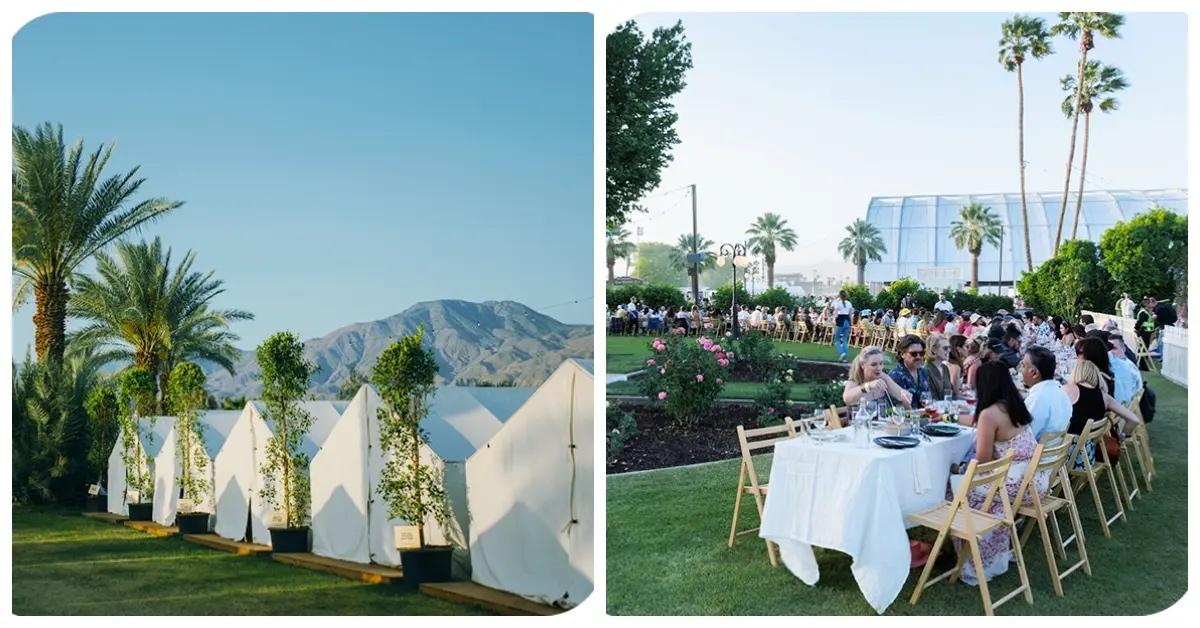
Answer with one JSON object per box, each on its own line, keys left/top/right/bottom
{"left": 887, "top": 335, "right": 932, "bottom": 407}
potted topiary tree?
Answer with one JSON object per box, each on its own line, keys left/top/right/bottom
{"left": 372, "top": 328, "right": 451, "bottom": 588}
{"left": 256, "top": 331, "right": 317, "bottom": 553}
{"left": 169, "top": 361, "right": 212, "bottom": 535}
{"left": 118, "top": 367, "right": 158, "bottom": 521}
{"left": 83, "top": 382, "right": 120, "bottom": 512}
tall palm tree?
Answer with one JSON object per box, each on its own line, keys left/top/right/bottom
{"left": 67, "top": 238, "right": 252, "bottom": 412}
{"left": 605, "top": 226, "right": 636, "bottom": 284}
{"left": 1050, "top": 12, "right": 1124, "bottom": 255}
{"left": 1061, "top": 61, "right": 1128, "bottom": 240}
{"left": 999, "top": 14, "right": 1053, "bottom": 272}
{"left": 745, "top": 212, "right": 798, "bottom": 288}
{"left": 837, "top": 219, "right": 887, "bottom": 286}
{"left": 950, "top": 203, "right": 1005, "bottom": 290}
{"left": 670, "top": 233, "right": 715, "bottom": 289}
{"left": 12, "top": 123, "right": 183, "bottom": 365}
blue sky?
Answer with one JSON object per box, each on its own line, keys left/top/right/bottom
{"left": 12, "top": 12, "right": 593, "bottom": 354}
{"left": 626, "top": 12, "right": 1187, "bottom": 279}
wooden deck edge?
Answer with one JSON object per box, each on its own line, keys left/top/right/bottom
{"left": 271, "top": 553, "right": 403, "bottom": 584}
{"left": 182, "top": 533, "right": 271, "bottom": 556}
{"left": 419, "top": 582, "right": 564, "bottom": 616}
{"left": 122, "top": 520, "right": 178, "bottom": 537}
{"left": 81, "top": 512, "right": 127, "bottom": 524}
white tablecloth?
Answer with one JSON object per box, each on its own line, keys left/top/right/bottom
{"left": 759, "top": 426, "right": 975, "bottom": 614}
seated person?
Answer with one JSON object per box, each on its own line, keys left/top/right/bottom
{"left": 843, "top": 346, "right": 912, "bottom": 413}
{"left": 1020, "top": 346, "right": 1071, "bottom": 440}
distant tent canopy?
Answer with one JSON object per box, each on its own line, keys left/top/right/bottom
{"left": 863, "top": 188, "right": 1188, "bottom": 288}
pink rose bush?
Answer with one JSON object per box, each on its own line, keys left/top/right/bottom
{"left": 639, "top": 335, "right": 732, "bottom": 424}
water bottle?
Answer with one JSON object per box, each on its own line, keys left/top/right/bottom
{"left": 853, "top": 404, "right": 871, "bottom": 448}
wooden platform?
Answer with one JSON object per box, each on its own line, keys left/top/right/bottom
{"left": 420, "top": 582, "right": 564, "bottom": 616}
{"left": 183, "top": 533, "right": 271, "bottom": 556}
{"left": 272, "top": 553, "right": 404, "bottom": 584}
{"left": 122, "top": 520, "right": 179, "bottom": 537}
{"left": 81, "top": 512, "right": 127, "bottom": 524}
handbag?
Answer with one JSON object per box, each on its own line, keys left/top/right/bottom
{"left": 1103, "top": 427, "right": 1121, "bottom": 463}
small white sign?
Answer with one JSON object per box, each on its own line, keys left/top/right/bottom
{"left": 126, "top": 489, "right": 140, "bottom": 503}
{"left": 268, "top": 510, "right": 287, "bottom": 528}
{"left": 177, "top": 498, "right": 194, "bottom": 514}
{"left": 394, "top": 525, "right": 421, "bottom": 550}
{"left": 87, "top": 484, "right": 101, "bottom": 496}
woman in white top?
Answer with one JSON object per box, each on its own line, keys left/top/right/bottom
{"left": 831, "top": 290, "right": 855, "bottom": 362}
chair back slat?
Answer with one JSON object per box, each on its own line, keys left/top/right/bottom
{"left": 966, "top": 450, "right": 1016, "bottom": 490}
{"left": 735, "top": 418, "right": 798, "bottom": 491}
{"left": 825, "top": 405, "right": 845, "bottom": 429}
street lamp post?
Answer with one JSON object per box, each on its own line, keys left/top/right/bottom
{"left": 717, "top": 243, "right": 750, "bottom": 339}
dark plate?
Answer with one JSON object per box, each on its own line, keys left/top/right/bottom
{"left": 874, "top": 436, "right": 920, "bottom": 449}
{"left": 922, "top": 424, "right": 962, "bottom": 437}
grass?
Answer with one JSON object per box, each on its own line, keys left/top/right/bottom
{"left": 607, "top": 379, "right": 817, "bottom": 401}
{"left": 607, "top": 335, "right": 867, "bottom": 375}
{"left": 11, "top": 510, "right": 492, "bottom": 615}
{"left": 606, "top": 373, "right": 1188, "bottom": 615}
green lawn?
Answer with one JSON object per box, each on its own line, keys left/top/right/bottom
{"left": 607, "top": 335, "right": 866, "bottom": 375}
{"left": 607, "top": 374, "right": 1188, "bottom": 615}
{"left": 12, "top": 510, "right": 491, "bottom": 615}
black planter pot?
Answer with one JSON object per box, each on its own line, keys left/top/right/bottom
{"left": 269, "top": 527, "right": 311, "bottom": 554}
{"left": 84, "top": 495, "right": 105, "bottom": 512}
{"left": 175, "top": 512, "right": 211, "bottom": 535}
{"left": 127, "top": 502, "right": 153, "bottom": 521}
{"left": 398, "top": 546, "right": 453, "bottom": 589}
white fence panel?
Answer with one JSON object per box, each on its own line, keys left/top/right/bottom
{"left": 1162, "top": 325, "right": 1188, "bottom": 388}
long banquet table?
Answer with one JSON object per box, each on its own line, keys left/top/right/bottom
{"left": 759, "top": 425, "right": 975, "bottom": 614}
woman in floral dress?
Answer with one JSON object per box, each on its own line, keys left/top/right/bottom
{"left": 952, "top": 361, "right": 1049, "bottom": 585}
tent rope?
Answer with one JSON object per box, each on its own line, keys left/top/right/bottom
{"left": 563, "top": 371, "right": 578, "bottom": 535}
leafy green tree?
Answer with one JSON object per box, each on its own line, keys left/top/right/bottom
{"left": 84, "top": 381, "right": 120, "bottom": 485}
{"left": 633, "top": 242, "right": 688, "bottom": 287}
{"left": 337, "top": 368, "right": 369, "bottom": 400}
{"left": 67, "top": 237, "right": 252, "bottom": 412}
{"left": 372, "top": 327, "right": 447, "bottom": 547}
{"left": 606, "top": 21, "right": 693, "bottom": 228}
{"left": 999, "top": 14, "right": 1054, "bottom": 272}
{"left": 12, "top": 123, "right": 182, "bottom": 365}
{"left": 837, "top": 219, "right": 887, "bottom": 285}
{"left": 754, "top": 287, "right": 797, "bottom": 312}
{"left": 1099, "top": 208, "right": 1187, "bottom": 302}
{"left": 746, "top": 213, "right": 798, "bottom": 288}
{"left": 168, "top": 362, "right": 209, "bottom": 506}
{"left": 875, "top": 277, "right": 923, "bottom": 311}
{"left": 639, "top": 284, "right": 687, "bottom": 310}
{"left": 950, "top": 203, "right": 1004, "bottom": 290}
{"left": 1050, "top": 11, "right": 1124, "bottom": 254}
{"left": 606, "top": 284, "right": 643, "bottom": 309}
{"left": 220, "top": 395, "right": 247, "bottom": 410}
{"left": 1017, "top": 240, "right": 1114, "bottom": 320}
{"left": 1061, "top": 61, "right": 1128, "bottom": 239}
{"left": 256, "top": 332, "right": 317, "bottom": 529}
{"left": 670, "top": 233, "right": 715, "bottom": 299}
{"left": 711, "top": 281, "right": 752, "bottom": 316}
{"left": 117, "top": 366, "right": 158, "bottom": 503}
{"left": 839, "top": 284, "right": 874, "bottom": 313}
{"left": 606, "top": 226, "right": 637, "bottom": 284}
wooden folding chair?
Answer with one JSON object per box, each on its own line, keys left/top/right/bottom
{"left": 1127, "top": 390, "right": 1155, "bottom": 491}
{"left": 728, "top": 418, "right": 800, "bottom": 565}
{"left": 790, "top": 320, "right": 806, "bottom": 343}
{"left": 1133, "top": 335, "right": 1159, "bottom": 373}
{"left": 907, "top": 450, "right": 1033, "bottom": 615}
{"left": 1067, "top": 418, "right": 1126, "bottom": 539}
{"left": 824, "top": 405, "right": 846, "bottom": 429}
{"left": 1014, "top": 440, "right": 1092, "bottom": 597}
{"left": 1112, "top": 415, "right": 1143, "bottom": 506}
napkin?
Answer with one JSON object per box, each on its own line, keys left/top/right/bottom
{"left": 912, "top": 442, "right": 931, "bottom": 494}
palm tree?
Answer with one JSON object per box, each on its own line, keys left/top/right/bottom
{"left": 950, "top": 203, "right": 1005, "bottom": 290}
{"left": 1061, "top": 61, "right": 1128, "bottom": 240}
{"left": 670, "top": 233, "right": 715, "bottom": 289}
{"left": 67, "top": 238, "right": 252, "bottom": 412}
{"left": 745, "top": 212, "right": 798, "bottom": 288}
{"left": 12, "top": 123, "right": 183, "bottom": 365}
{"left": 837, "top": 219, "right": 887, "bottom": 285}
{"left": 605, "top": 226, "right": 636, "bottom": 284}
{"left": 1050, "top": 12, "right": 1124, "bottom": 254}
{"left": 999, "top": 14, "right": 1053, "bottom": 272}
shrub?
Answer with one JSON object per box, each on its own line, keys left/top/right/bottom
{"left": 754, "top": 286, "right": 796, "bottom": 311}
{"left": 640, "top": 283, "right": 687, "bottom": 309}
{"left": 638, "top": 335, "right": 731, "bottom": 424}
{"left": 1017, "top": 240, "right": 1113, "bottom": 320}
{"left": 1099, "top": 207, "right": 1187, "bottom": 303}
{"left": 732, "top": 330, "right": 776, "bottom": 380}
{"left": 875, "top": 277, "right": 921, "bottom": 310}
{"left": 606, "top": 284, "right": 642, "bottom": 309}
{"left": 754, "top": 367, "right": 795, "bottom": 426}
{"left": 810, "top": 379, "right": 844, "bottom": 410}
{"left": 840, "top": 284, "right": 874, "bottom": 312}
{"left": 606, "top": 403, "right": 638, "bottom": 460}
{"left": 711, "top": 281, "right": 752, "bottom": 314}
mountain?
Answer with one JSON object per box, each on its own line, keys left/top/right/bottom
{"left": 201, "top": 300, "right": 593, "bottom": 398}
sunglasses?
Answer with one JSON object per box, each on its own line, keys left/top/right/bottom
{"left": 906, "top": 351, "right": 926, "bottom": 357}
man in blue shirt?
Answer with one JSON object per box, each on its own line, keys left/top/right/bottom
{"left": 1020, "top": 346, "right": 1072, "bottom": 440}
{"left": 888, "top": 335, "right": 931, "bottom": 407}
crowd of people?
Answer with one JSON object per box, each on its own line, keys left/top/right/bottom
{"left": 840, "top": 308, "right": 1153, "bottom": 586}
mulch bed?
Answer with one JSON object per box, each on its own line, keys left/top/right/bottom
{"left": 606, "top": 401, "right": 816, "bottom": 474}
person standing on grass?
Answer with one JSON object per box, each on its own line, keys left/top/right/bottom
{"left": 1117, "top": 292, "right": 1136, "bottom": 319}
{"left": 1135, "top": 298, "right": 1156, "bottom": 370}
{"left": 831, "top": 289, "right": 854, "bottom": 362}
{"left": 934, "top": 293, "right": 953, "bottom": 313}
{"left": 889, "top": 335, "right": 932, "bottom": 407}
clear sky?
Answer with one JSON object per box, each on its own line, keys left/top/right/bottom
{"left": 12, "top": 12, "right": 593, "bottom": 355}
{"left": 625, "top": 12, "right": 1187, "bottom": 281}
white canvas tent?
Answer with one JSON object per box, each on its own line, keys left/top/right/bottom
{"left": 310, "top": 384, "right": 534, "bottom": 574}
{"left": 106, "top": 417, "right": 173, "bottom": 519}
{"left": 212, "top": 403, "right": 260, "bottom": 542}
{"left": 466, "top": 359, "right": 594, "bottom": 608}
{"left": 246, "top": 400, "right": 347, "bottom": 546}
{"left": 148, "top": 410, "right": 242, "bottom": 528}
